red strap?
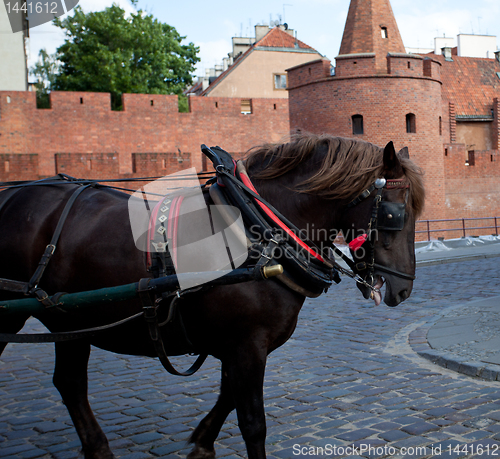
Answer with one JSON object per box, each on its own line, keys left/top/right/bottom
{"left": 238, "top": 171, "right": 326, "bottom": 263}
{"left": 348, "top": 234, "right": 367, "bottom": 252}
{"left": 386, "top": 179, "right": 409, "bottom": 189}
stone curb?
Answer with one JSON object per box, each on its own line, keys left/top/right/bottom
{"left": 408, "top": 325, "right": 500, "bottom": 381}
{"left": 416, "top": 251, "right": 500, "bottom": 267}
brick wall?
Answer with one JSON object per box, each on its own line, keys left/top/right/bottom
{"left": 387, "top": 54, "right": 423, "bottom": 77}
{"left": 55, "top": 153, "right": 120, "bottom": 179}
{"left": 131, "top": 152, "right": 190, "bottom": 176}
{"left": 0, "top": 91, "right": 290, "bottom": 182}
{"left": 494, "top": 97, "right": 500, "bottom": 150}
{"left": 0, "top": 153, "right": 38, "bottom": 181}
{"left": 444, "top": 145, "right": 500, "bottom": 215}
{"left": 287, "top": 59, "right": 331, "bottom": 88}
{"left": 335, "top": 54, "right": 377, "bottom": 77}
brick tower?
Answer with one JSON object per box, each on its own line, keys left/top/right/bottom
{"left": 286, "top": 0, "right": 446, "bottom": 221}
{"left": 339, "top": 0, "right": 405, "bottom": 73}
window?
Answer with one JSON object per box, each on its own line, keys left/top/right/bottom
{"left": 381, "top": 27, "right": 388, "bottom": 39}
{"left": 352, "top": 115, "right": 364, "bottom": 135}
{"left": 241, "top": 99, "right": 252, "bottom": 114}
{"left": 439, "top": 116, "right": 442, "bottom": 136}
{"left": 466, "top": 150, "right": 475, "bottom": 166}
{"left": 406, "top": 113, "right": 416, "bottom": 133}
{"left": 274, "top": 74, "right": 287, "bottom": 90}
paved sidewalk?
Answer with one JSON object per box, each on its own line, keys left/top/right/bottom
{"left": 416, "top": 236, "right": 500, "bottom": 267}
{"left": 413, "top": 238, "right": 500, "bottom": 381}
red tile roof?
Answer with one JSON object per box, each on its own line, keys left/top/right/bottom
{"left": 436, "top": 54, "right": 500, "bottom": 117}
{"left": 255, "top": 26, "right": 314, "bottom": 50}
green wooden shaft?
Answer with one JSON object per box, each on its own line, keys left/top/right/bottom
{"left": 0, "top": 283, "right": 138, "bottom": 316}
{"left": 0, "top": 267, "right": 264, "bottom": 317}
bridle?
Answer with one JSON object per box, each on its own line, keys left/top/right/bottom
{"left": 330, "top": 177, "right": 416, "bottom": 294}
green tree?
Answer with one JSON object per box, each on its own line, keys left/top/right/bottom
{"left": 52, "top": 3, "right": 199, "bottom": 110}
{"left": 30, "top": 49, "right": 59, "bottom": 108}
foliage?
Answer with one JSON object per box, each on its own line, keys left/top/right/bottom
{"left": 30, "top": 49, "right": 59, "bottom": 108}
{"left": 178, "top": 94, "right": 190, "bottom": 113}
{"left": 52, "top": 4, "right": 199, "bottom": 110}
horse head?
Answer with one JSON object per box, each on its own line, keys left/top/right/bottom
{"left": 340, "top": 141, "right": 424, "bottom": 307}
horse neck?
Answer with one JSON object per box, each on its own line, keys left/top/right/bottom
{"left": 249, "top": 174, "right": 342, "bottom": 247}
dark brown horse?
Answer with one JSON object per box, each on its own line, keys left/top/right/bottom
{"left": 0, "top": 134, "right": 424, "bottom": 459}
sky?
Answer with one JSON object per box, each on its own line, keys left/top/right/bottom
{"left": 25, "top": 0, "right": 500, "bottom": 79}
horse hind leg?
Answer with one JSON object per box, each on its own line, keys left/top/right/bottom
{"left": 53, "top": 341, "right": 115, "bottom": 459}
{"left": 188, "top": 364, "right": 235, "bottom": 459}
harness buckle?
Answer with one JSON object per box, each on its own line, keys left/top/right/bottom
{"left": 355, "top": 262, "right": 367, "bottom": 271}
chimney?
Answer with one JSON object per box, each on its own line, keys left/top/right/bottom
{"left": 255, "top": 25, "right": 270, "bottom": 42}
{"left": 441, "top": 47, "right": 453, "bottom": 62}
{"left": 495, "top": 50, "right": 500, "bottom": 63}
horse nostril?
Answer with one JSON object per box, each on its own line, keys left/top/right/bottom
{"left": 399, "top": 290, "right": 409, "bottom": 301}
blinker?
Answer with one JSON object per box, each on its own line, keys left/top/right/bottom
{"left": 377, "top": 202, "right": 405, "bottom": 231}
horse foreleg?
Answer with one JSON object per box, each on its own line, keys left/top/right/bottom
{"left": 53, "top": 341, "right": 115, "bottom": 459}
{"left": 188, "top": 364, "right": 235, "bottom": 459}
{"left": 226, "top": 346, "right": 267, "bottom": 459}
{"left": 0, "top": 315, "right": 28, "bottom": 356}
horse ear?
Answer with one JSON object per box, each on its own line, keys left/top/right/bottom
{"left": 383, "top": 141, "right": 403, "bottom": 176}
{"left": 383, "top": 141, "right": 398, "bottom": 167}
{"left": 398, "top": 146, "right": 409, "bottom": 160}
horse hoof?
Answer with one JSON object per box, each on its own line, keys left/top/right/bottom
{"left": 84, "top": 447, "right": 116, "bottom": 459}
{"left": 187, "top": 446, "right": 216, "bottom": 459}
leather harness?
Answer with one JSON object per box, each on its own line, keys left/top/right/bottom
{"left": 0, "top": 147, "right": 415, "bottom": 377}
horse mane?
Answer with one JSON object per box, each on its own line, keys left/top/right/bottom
{"left": 244, "top": 133, "right": 425, "bottom": 217}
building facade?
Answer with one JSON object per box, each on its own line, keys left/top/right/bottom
{"left": 193, "top": 25, "right": 323, "bottom": 100}
{"left": 287, "top": 0, "right": 500, "bottom": 228}
{"left": 0, "top": 2, "right": 28, "bottom": 91}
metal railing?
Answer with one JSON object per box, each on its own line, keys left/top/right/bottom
{"left": 416, "top": 217, "right": 500, "bottom": 241}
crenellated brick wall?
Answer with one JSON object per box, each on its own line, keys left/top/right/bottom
{"left": 0, "top": 91, "right": 290, "bottom": 182}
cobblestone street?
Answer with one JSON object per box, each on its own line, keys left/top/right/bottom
{"left": 1, "top": 258, "right": 500, "bottom": 459}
